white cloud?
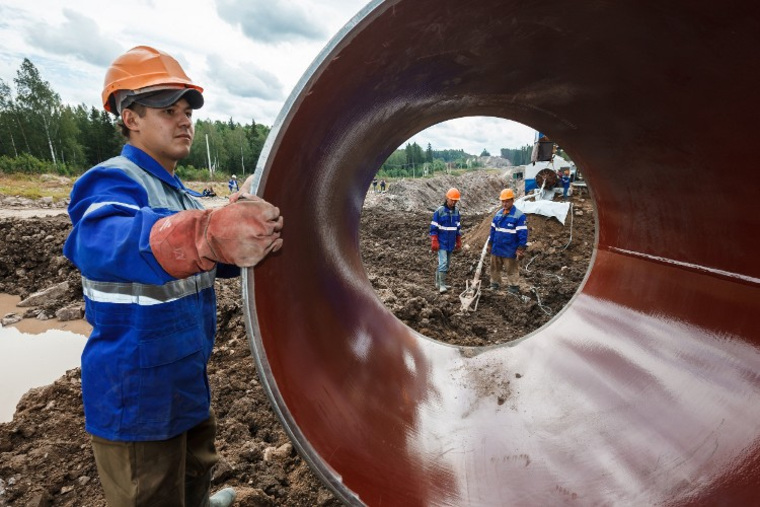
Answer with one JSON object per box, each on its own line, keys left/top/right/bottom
{"left": 408, "top": 117, "right": 536, "bottom": 157}
{"left": 26, "top": 9, "right": 121, "bottom": 67}
{"left": 217, "top": 0, "right": 327, "bottom": 43}
{"left": 207, "top": 54, "right": 283, "bottom": 101}
{"left": 0, "top": 0, "right": 536, "bottom": 155}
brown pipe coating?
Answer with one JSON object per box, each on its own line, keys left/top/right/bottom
{"left": 243, "top": 0, "right": 760, "bottom": 504}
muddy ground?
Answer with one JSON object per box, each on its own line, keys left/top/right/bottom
{"left": 0, "top": 171, "right": 594, "bottom": 506}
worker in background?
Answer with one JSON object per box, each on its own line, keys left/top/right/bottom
{"left": 63, "top": 45, "right": 284, "bottom": 507}
{"left": 380, "top": 179, "right": 386, "bottom": 192}
{"left": 561, "top": 169, "right": 571, "bottom": 199}
{"left": 202, "top": 184, "right": 217, "bottom": 197}
{"left": 488, "top": 189, "right": 528, "bottom": 295}
{"left": 430, "top": 187, "right": 462, "bottom": 293}
{"left": 228, "top": 174, "right": 240, "bottom": 194}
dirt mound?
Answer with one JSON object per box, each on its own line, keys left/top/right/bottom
{"left": 0, "top": 171, "right": 595, "bottom": 505}
{"left": 361, "top": 207, "right": 594, "bottom": 346}
{"left": 363, "top": 170, "right": 514, "bottom": 214}
{"left": 0, "top": 215, "right": 82, "bottom": 313}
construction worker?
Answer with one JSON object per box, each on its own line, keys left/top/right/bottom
{"left": 561, "top": 169, "right": 571, "bottom": 199}
{"left": 430, "top": 187, "right": 462, "bottom": 293}
{"left": 488, "top": 188, "right": 528, "bottom": 294}
{"left": 63, "top": 46, "right": 283, "bottom": 507}
{"left": 228, "top": 174, "right": 240, "bottom": 193}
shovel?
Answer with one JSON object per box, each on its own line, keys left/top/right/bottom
{"left": 460, "top": 238, "right": 490, "bottom": 312}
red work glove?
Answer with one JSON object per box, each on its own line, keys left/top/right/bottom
{"left": 431, "top": 235, "right": 440, "bottom": 252}
{"left": 455, "top": 236, "right": 462, "bottom": 252}
{"left": 150, "top": 199, "right": 284, "bottom": 279}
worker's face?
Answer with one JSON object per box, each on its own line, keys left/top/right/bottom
{"left": 501, "top": 198, "right": 514, "bottom": 210}
{"left": 123, "top": 98, "right": 195, "bottom": 171}
{"left": 446, "top": 198, "right": 458, "bottom": 208}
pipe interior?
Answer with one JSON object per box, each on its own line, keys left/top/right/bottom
{"left": 243, "top": 1, "right": 760, "bottom": 504}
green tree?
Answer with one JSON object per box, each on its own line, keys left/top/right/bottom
{"left": 189, "top": 121, "right": 219, "bottom": 177}
{"left": 0, "top": 79, "right": 19, "bottom": 158}
{"left": 13, "top": 58, "right": 65, "bottom": 165}
{"left": 404, "top": 142, "right": 424, "bottom": 177}
{"left": 187, "top": 119, "right": 270, "bottom": 180}
{"left": 222, "top": 124, "right": 248, "bottom": 176}
{"left": 379, "top": 149, "right": 407, "bottom": 176}
{"left": 55, "top": 105, "right": 84, "bottom": 171}
{"left": 432, "top": 148, "right": 469, "bottom": 162}
{"left": 501, "top": 145, "right": 532, "bottom": 165}
{"left": 0, "top": 57, "right": 274, "bottom": 176}
{"left": 88, "top": 106, "right": 121, "bottom": 165}
{"left": 245, "top": 120, "right": 268, "bottom": 171}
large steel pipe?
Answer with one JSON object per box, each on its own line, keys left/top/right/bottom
{"left": 243, "top": 0, "right": 760, "bottom": 504}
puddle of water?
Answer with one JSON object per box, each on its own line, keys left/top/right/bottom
{"left": 0, "top": 294, "right": 91, "bottom": 336}
{"left": 0, "top": 294, "right": 90, "bottom": 422}
{"left": 0, "top": 325, "right": 86, "bottom": 422}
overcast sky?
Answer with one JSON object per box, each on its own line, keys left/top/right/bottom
{"left": 0, "top": 0, "right": 535, "bottom": 157}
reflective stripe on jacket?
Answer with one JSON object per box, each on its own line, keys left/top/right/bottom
{"left": 429, "top": 204, "right": 461, "bottom": 252}
{"left": 489, "top": 206, "right": 528, "bottom": 258}
{"left": 63, "top": 144, "right": 234, "bottom": 441}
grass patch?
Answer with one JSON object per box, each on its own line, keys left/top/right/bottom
{"left": 0, "top": 173, "right": 229, "bottom": 202}
{"left": 0, "top": 173, "right": 76, "bottom": 201}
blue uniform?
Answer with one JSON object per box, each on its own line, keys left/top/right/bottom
{"left": 228, "top": 178, "right": 239, "bottom": 192}
{"left": 561, "top": 174, "right": 571, "bottom": 197}
{"left": 429, "top": 204, "right": 461, "bottom": 252}
{"left": 489, "top": 206, "right": 528, "bottom": 258}
{"left": 63, "top": 145, "right": 238, "bottom": 442}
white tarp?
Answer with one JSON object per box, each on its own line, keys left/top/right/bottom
{"left": 515, "top": 197, "right": 571, "bottom": 225}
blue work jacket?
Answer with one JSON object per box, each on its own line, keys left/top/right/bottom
{"left": 429, "top": 204, "right": 461, "bottom": 252}
{"left": 63, "top": 144, "right": 239, "bottom": 441}
{"left": 489, "top": 206, "right": 528, "bottom": 258}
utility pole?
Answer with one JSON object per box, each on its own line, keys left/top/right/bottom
{"left": 205, "top": 134, "right": 212, "bottom": 178}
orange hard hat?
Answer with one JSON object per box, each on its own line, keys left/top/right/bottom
{"left": 499, "top": 189, "right": 515, "bottom": 200}
{"left": 446, "top": 188, "right": 461, "bottom": 200}
{"left": 102, "top": 46, "right": 204, "bottom": 114}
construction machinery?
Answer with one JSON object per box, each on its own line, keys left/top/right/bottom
{"left": 459, "top": 238, "right": 489, "bottom": 312}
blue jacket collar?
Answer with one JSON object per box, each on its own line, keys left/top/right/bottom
{"left": 497, "top": 205, "right": 516, "bottom": 217}
{"left": 121, "top": 144, "right": 187, "bottom": 191}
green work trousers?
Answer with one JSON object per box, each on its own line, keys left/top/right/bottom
{"left": 90, "top": 411, "right": 219, "bottom": 507}
{"left": 490, "top": 255, "right": 520, "bottom": 287}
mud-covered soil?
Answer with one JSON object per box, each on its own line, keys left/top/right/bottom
{"left": 0, "top": 171, "right": 594, "bottom": 505}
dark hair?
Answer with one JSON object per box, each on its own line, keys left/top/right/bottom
{"left": 117, "top": 103, "right": 147, "bottom": 138}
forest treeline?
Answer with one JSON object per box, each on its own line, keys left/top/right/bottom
{"left": 377, "top": 143, "right": 534, "bottom": 178}
{"left": 0, "top": 58, "right": 534, "bottom": 181}
{"left": 0, "top": 58, "right": 269, "bottom": 181}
